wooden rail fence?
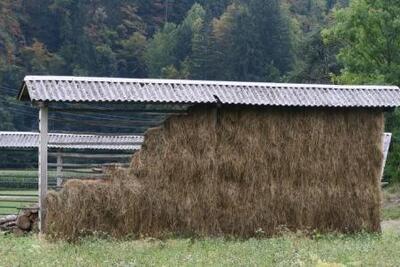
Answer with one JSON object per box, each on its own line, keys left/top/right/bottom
{"left": 0, "top": 193, "right": 38, "bottom": 216}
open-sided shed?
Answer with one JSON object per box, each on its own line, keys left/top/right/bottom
{"left": 0, "top": 131, "right": 142, "bottom": 187}
{"left": 17, "top": 76, "right": 400, "bottom": 234}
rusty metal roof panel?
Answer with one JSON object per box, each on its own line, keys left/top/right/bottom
{"left": 0, "top": 132, "right": 143, "bottom": 150}
{"left": 18, "top": 76, "right": 400, "bottom": 108}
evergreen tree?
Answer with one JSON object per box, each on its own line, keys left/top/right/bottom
{"left": 210, "top": 0, "right": 294, "bottom": 81}
{"left": 144, "top": 23, "right": 179, "bottom": 77}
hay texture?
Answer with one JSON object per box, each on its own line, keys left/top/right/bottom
{"left": 46, "top": 106, "right": 384, "bottom": 240}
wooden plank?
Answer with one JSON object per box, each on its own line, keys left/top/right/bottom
{"left": 48, "top": 153, "right": 133, "bottom": 159}
{"left": 49, "top": 142, "right": 142, "bottom": 146}
{"left": 62, "top": 175, "right": 107, "bottom": 180}
{"left": 0, "top": 206, "right": 23, "bottom": 209}
{"left": 48, "top": 163, "right": 129, "bottom": 168}
{"left": 38, "top": 103, "right": 48, "bottom": 233}
{"left": 49, "top": 118, "right": 159, "bottom": 129}
{"left": 51, "top": 108, "right": 187, "bottom": 114}
{"left": 56, "top": 152, "right": 63, "bottom": 187}
{"left": 57, "top": 169, "right": 98, "bottom": 174}
{"left": 381, "top": 133, "right": 392, "bottom": 180}
{"left": 0, "top": 199, "right": 37, "bottom": 203}
{"left": 0, "top": 193, "right": 37, "bottom": 197}
{"left": 92, "top": 168, "right": 104, "bottom": 173}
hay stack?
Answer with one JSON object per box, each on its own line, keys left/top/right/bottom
{"left": 46, "top": 106, "right": 384, "bottom": 240}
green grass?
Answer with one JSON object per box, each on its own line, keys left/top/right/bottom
{"left": 0, "top": 232, "right": 400, "bottom": 266}
{"left": 382, "top": 184, "right": 400, "bottom": 220}
{"left": 382, "top": 206, "right": 400, "bottom": 220}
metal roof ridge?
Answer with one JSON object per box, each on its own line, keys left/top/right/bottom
{"left": 23, "top": 76, "right": 399, "bottom": 90}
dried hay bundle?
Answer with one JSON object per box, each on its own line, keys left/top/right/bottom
{"left": 46, "top": 172, "right": 142, "bottom": 240}
{"left": 46, "top": 106, "right": 384, "bottom": 240}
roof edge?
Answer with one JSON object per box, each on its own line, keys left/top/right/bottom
{"left": 0, "top": 131, "right": 144, "bottom": 139}
{"left": 23, "top": 75, "right": 400, "bottom": 90}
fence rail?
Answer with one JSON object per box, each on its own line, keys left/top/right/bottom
{"left": 0, "top": 191, "right": 38, "bottom": 216}
{"left": 49, "top": 152, "right": 132, "bottom": 159}
{"left": 0, "top": 151, "right": 133, "bottom": 216}
{"left": 0, "top": 193, "right": 37, "bottom": 197}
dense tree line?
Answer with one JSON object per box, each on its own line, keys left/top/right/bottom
{"left": 0, "top": 0, "right": 346, "bottom": 110}
{"left": 3, "top": 0, "right": 400, "bottom": 182}
{"left": 0, "top": 0, "right": 347, "bottom": 88}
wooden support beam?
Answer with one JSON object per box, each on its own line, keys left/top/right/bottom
{"left": 381, "top": 133, "right": 392, "bottom": 180}
{"left": 49, "top": 142, "right": 142, "bottom": 146}
{"left": 50, "top": 108, "right": 187, "bottom": 114}
{"left": 38, "top": 103, "right": 48, "bottom": 233}
{"left": 56, "top": 150, "right": 63, "bottom": 187}
{"left": 57, "top": 169, "right": 99, "bottom": 174}
{"left": 50, "top": 118, "right": 162, "bottom": 127}
{"left": 48, "top": 163, "right": 130, "bottom": 168}
{"left": 49, "top": 152, "right": 133, "bottom": 159}
{"left": 61, "top": 175, "right": 107, "bottom": 180}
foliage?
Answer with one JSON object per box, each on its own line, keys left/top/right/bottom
{"left": 323, "top": 0, "right": 400, "bottom": 85}
{"left": 0, "top": 0, "right": 347, "bottom": 131}
{"left": 324, "top": 0, "right": 400, "bottom": 183}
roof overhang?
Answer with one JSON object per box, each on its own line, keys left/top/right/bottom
{"left": 0, "top": 131, "right": 143, "bottom": 150}
{"left": 17, "top": 75, "right": 400, "bottom": 108}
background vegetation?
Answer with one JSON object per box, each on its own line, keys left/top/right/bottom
{"left": 1, "top": 0, "right": 400, "bottom": 183}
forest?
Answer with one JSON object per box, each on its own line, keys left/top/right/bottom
{"left": 1, "top": 0, "right": 400, "bottom": 182}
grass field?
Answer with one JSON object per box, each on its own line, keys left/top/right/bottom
{"left": 0, "top": 232, "right": 400, "bottom": 266}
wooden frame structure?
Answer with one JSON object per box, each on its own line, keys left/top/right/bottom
{"left": 0, "top": 130, "right": 143, "bottom": 230}
{"left": 16, "top": 75, "right": 400, "bottom": 233}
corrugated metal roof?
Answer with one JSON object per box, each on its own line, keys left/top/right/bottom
{"left": 0, "top": 132, "right": 143, "bottom": 150}
{"left": 18, "top": 76, "right": 400, "bottom": 108}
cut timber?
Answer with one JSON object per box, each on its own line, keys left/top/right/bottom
{"left": 16, "top": 215, "right": 31, "bottom": 230}
{"left": 12, "top": 227, "right": 25, "bottom": 237}
{"left": 0, "top": 206, "right": 39, "bottom": 233}
{"left": 0, "top": 215, "right": 17, "bottom": 224}
{"left": 0, "top": 221, "right": 16, "bottom": 231}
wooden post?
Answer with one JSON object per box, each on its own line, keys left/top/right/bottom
{"left": 56, "top": 150, "right": 63, "bottom": 187}
{"left": 38, "top": 102, "right": 48, "bottom": 232}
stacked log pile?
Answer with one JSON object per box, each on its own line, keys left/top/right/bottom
{"left": 0, "top": 206, "right": 39, "bottom": 235}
